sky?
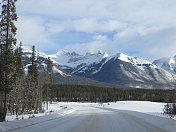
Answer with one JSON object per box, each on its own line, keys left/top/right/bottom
{"left": 15, "top": 0, "right": 176, "bottom": 61}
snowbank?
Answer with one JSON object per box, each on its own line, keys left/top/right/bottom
{"left": 0, "top": 105, "right": 74, "bottom": 132}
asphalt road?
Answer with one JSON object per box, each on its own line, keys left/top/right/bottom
{"left": 9, "top": 106, "right": 169, "bottom": 132}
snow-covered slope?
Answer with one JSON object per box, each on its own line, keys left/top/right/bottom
{"left": 92, "top": 53, "right": 176, "bottom": 89}
{"left": 49, "top": 50, "right": 109, "bottom": 73}
{"left": 153, "top": 56, "right": 176, "bottom": 73}
{"left": 111, "top": 53, "right": 158, "bottom": 72}
{"left": 22, "top": 46, "right": 71, "bottom": 77}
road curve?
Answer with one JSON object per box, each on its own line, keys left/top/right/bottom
{"left": 8, "top": 105, "right": 172, "bottom": 132}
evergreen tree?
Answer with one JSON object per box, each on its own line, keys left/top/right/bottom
{"left": 0, "top": 0, "right": 18, "bottom": 122}
{"left": 8, "top": 42, "right": 26, "bottom": 119}
{"left": 28, "top": 45, "right": 39, "bottom": 113}
{"left": 46, "top": 57, "right": 53, "bottom": 110}
{"left": 28, "top": 45, "right": 38, "bottom": 84}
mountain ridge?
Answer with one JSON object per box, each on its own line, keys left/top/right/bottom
{"left": 22, "top": 46, "right": 176, "bottom": 89}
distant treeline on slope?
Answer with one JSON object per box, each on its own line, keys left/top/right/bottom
{"left": 45, "top": 84, "right": 176, "bottom": 103}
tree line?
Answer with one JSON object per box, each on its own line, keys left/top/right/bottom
{"left": 48, "top": 84, "right": 176, "bottom": 103}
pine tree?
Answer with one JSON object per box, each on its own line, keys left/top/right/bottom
{"left": 28, "top": 46, "right": 38, "bottom": 84}
{"left": 0, "top": 0, "right": 18, "bottom": 122}
{"left": 8, "top": 42, "right": 26, "bottom": 119}
{"left": 28, "top": 45, "right": 39, "bottom": 113}
{"left": 46, "top": 57, "right": 53, "bottom": 110}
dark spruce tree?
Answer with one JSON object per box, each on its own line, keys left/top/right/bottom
{"left": 0, "top": 0, "right": 18, "bottom": 122}
{"left": 28, "top": 45, "right": 39, "bottom": 113}
{"left": 28, "top": 46, "right": 38, "bottom": 83}
{"left": 8, "top": 42, "right": 26, "bottom": 119}
{"left": 46, "top": 57, "right": 53, "bottom": 110}
{"left": 28, "top": 46, "right": 38, "bottom": 111}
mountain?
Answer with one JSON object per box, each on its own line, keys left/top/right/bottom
{"left": 21, "top": 46, "right": 118, "bottom": 88}
{"left": 48, "top": 50, "right": 176, "bottom": 89}
{"left": 22, "top": 46, "right": 176, "bottom": 89}
{"left": 48, "top": 50, "right": 109, "bottom": 74}
{"left": 153, "top": 56, "right": 176, "bottom": 74}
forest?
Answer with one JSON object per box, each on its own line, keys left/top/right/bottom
{"left": 47, "top": 84, "right": 176, "bottom": 103}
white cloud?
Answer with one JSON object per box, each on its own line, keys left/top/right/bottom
{"left": 63, "top": 25, "right": 176, "bottom": 61}
{"left": 114, "top": 26, "right": 161, "bottom": 42}
{"left": 113, "top": 26, "right": 176, "bottom": 60}
{"left": 94, "top": 35, "right": 107, "bottom": 41}
{"left": 46, "top": 19, "right": 126, "bottom": 33}
{"left": 17, "top": 0, "right": 176, "bottom": 26}
{"left": 64, "top": 40, "right": 113, "bottom": 55}
{"left": 72, "top": 19, "right": 126, "bottom": 33}
{"left": 14, "top": 0, "right": 176, "bottom": 60}
{"left": 16, "top": 17, "right": 50, "bottom": 44}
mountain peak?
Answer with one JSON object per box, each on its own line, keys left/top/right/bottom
{"left": 98, "top": 50, "right": 103, "bottom": 54}
{"left": 54, "top": 50, "right": 71, "bottom": 56}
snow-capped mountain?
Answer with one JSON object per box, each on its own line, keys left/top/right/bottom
{"left": 90, "top": 54, "right": 176, "bottom": 89}
{"left": 153, "top": 56, "right": 176, "bottom": 73}
{"left": 22, "top": 46, "right": 70, "bottom": 77}
{"left": 49, "top": 50, "right": 109, "bottom": 73}
{"left": 49, "top": 50, "right": 157, "bottom": 75}
{"left": 22, "top": 46, "right": 176, "bottom": 89}
{"left": 21, "top": 46, "right": 116, "bottom": 87}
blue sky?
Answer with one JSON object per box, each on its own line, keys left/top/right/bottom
{"left": 15, "top": 0, "right": 176, "bottom": 61}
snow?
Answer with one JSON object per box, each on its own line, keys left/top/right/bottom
{"left": 153, "top": 57, "right": 169, "bottom": 67}
{"left": 114, "top": 53, "right": 151, "bottom": 65}
{"left": 99, "top": 101, "right": 165, "bottom": 114}
{"left": 48, "top": 50, "right": 110, "bottom": 69}
{"left": 22, "top": 45, "right": 48, "bottom": 59}
{"left": 169, "top": 56, "right": 176, "bottom": 71}
{"left": 94, "top": 101, "right": 176, "bottom": 120}
{"left": 154, "top": 56, "right": 176, "bottom": 73}
{"left": 22, "top": 46, "right": 71, "bottom": 77}
{"left": 52, "top": 66, "right": 71, "bottom": 77}
{"left": 1, "top": 101, "right": 176, "bottom": 132}
{"left": 5, "top": 101, "right": 171, "bottom": 122}
{"left": 1, "top": 103, "right": 75, "bottom": 132}
{"left": 94, "top": 101, "right": 176, "bottom": 132}
{"left": 5, "top": 103, "right": 66, "bottom": 122}
{"left": 112, "top": 53, "right": 158, "bottom": 71}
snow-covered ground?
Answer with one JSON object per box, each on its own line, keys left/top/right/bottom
{"left": 6, "top": 103, "right": 66, "bottom": 121}
{"left": 95, "top": 101, "right": 173, "bottom": 119}
{"left": 4, "top": 101, "right": 175, "bottom": 122}
{"left": 58, "top": 101, "right": 175, "bottom": 119}
{"left": 0, "top": 103, "right": 75, "bottom": 132}
{"left": 1, "top": 101, "right": 176, "bottom": 132}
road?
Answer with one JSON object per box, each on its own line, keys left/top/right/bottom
{"left": 9, "top": 105, "right": 170, "bottom": 132}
